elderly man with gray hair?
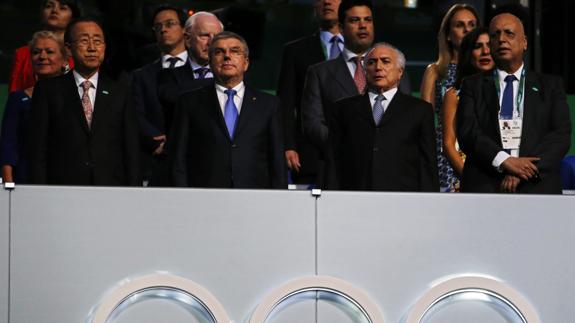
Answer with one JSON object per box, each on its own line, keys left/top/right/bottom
{"left": 330, "top": 42, "right": 439, "bottom": 191}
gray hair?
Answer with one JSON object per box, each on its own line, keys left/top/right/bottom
{"left": 208, "top": 31, "right": 250, "bottom": 58}
{"left": 28, "top": 30, "right": 68, "bottom": 60}
{"left": 184, "top": 11, "right": 224, "bottom": 33}
{"left": 363, "top": 42, "right": 406, "bottom": 71}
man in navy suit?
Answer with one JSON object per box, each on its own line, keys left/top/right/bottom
{"left": 170, "top": 32, "right": 286, "bottom": 189}
{"left": 132, "top": 5, "right": 187, "bottom": 186}
{"left": 29, "top": 18, "right": 140, "bottom": 186}
{"left": 330, "top": 43, "right": 438, "bottom": 191}
{"left": 457, "top": 13, "right": 571, "bottom": 194}
{"left": 277, "top": 0, "right": 343, "bottom": 184}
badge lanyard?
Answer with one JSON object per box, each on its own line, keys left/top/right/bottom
{"left": 493, "top": 68, "right": 526, "bottom": 118}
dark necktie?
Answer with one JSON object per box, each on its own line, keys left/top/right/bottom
{"left": 500, "top": 74, "right": 517, "bottom": 118}
{"left": 329, "top": 35, "right": 342, "bottom": 60}
{"left": 167, "top": 57, "right": 179, "bottom": 69}
{"left": 224, "top": 89, "right": 238, "bottom": 139}
{"left": 81, "top": 80, "right": 93, "bottom": 128}
{"left": 353, "top": 56, "right": 366, "bottom": 94}
{"left": 195, "top": 67, "right": 209, "bottom": 79}
{"left": 373, "top": 94, "right": 386, "bottom": 126}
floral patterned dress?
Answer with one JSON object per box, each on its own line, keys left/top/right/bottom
{"left": 434, "top": 63, "right": 459, "bottom": 192}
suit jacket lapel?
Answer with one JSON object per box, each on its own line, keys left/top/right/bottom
{"left": 207, "top": 86, "right": 230, "bottom": 140}
{"left": 234, "top": 86, "right": 258, "bottom": 139}
{"left": 312, "top": 32, "right": 327, "bottom": 61}
{"left": 483, "top": 73, "right": 502, "bottom": 139}
{"left": 65, "top": 72, "right": 91, "bottom": 134}
{"left": 92, "top": 73, "right": 113, "bottom": 134}
{"left": 357, "top": 93, "right": 375, "bottom": 127}
{"left": 378, "top": 91, "right": 404, "bottom": 127}
{"left": 328, "top": 55, "right": 358, "bottom": 97}
{"left": 521, "top": 71, "right": 541, "bottom": 154}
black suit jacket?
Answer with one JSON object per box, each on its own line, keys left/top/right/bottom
{"left": 457, "top": 70, "right": 571, "bottom": 194}
{"left": 170, "top": 84, "right": 287, "bottom": 189}
{"left": 331, "top": 91, "right": 439, "bottom": 192}
{"left": 132, "top": 59, "right": 164, "bottom": 153}
{"left": 277, "top": 33, "right": 325, "bottom": 182}
{"left": 28, "top": 71, "right": 140, "bottom": 186}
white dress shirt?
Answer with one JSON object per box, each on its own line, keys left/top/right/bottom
{"left": 161, "top": 50, "right": 188, "bottom": 69}
{"left": 73, "top": 70, "right": 99, "bottom": 110}
{"left": 215, "top": 82, "right": 245, "bottom": 116}
{"left": 342, "top": 48, "right": 368, "bottom": 79}
{"left": 319, "top": 31, "right": 344, "bottom": 58}
{"left": 368, "top": 87, "right": 398, "bottom": 114}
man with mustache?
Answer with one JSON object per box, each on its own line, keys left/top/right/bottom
{"left": 457, "top": 12, "right": 571, "bottom": 193}
{"left": 330, "top": 43, "right": 438, "bottom": 191}
{"left": 28, "top": 18, "right": 140, "bottom": 186}
{"left": 170, "top": 32, "right": 286, "bottom": 189}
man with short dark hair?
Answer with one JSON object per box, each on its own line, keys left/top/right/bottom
{"left": 170, "top": 32, "right": 286, "bottom": 188}
{"left": 457, "top": 12, "right": 571, "bottom": 194}
{"left": 29, "top": 18, "right": 140, "bottom": 185}
{"left": 331, "top": 43, "right": 438, "bottom": 191}
{"left": 132, "top": 5, "right": 187, "bottom": 186}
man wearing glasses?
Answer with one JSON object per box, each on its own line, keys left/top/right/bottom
{"left": 28, "top": 18, "right": 140, "bottom": 186}
{"left": 170, "top": 32, "right": 286, "bottom": 189}
{"left": 132, "top": 5, "right": 187, "bottom": 186}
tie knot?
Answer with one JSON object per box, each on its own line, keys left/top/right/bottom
{"left": 330, "top": 35, "right": 341, "bottom": 44}
{"left": 354, "top": 56, "right": 363, "bottom": 65}
{"left": 224, "top": 89, "right": 237, "bottom": 98}
{"left": 196, "top": 67, "right": 209, "bottom": 78}
{"left": 81, "top": 80, "right": 92, "bottom": 91}
{"left": 375, "top": 94, "right": 386, "bottom": 102}
{"left": 167, "top": 57, "right": 180, "bottom": 68}
{"left": 504, "top": 74, "right": 517, "bottom": 83}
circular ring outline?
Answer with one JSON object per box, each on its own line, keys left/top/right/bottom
{"left": 91, "top": 274, "right": 231, "bottom": 323}
{"left": 404, "top": 276, "right": 541, "bottom": 323}
{"left": 249, "top": 275, "right": 385, "bottom": 323}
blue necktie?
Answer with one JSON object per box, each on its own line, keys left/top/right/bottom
{"left": 500, "top": 75, "right": 516, "bottom": 119}
{"left": 224, "top": 89, "right": 238, "bottom": 138}
{"left": 373, "top": 94, "right": 386, "bottom": 126}
{"left": 329, "top": 35, "right": 342, "bottom": 60}
{"left": 195, "top": 67, "right": 209, "bottom": 79}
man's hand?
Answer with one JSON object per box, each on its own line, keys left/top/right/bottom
{"left": 501, "top": 156, "right": 540, "bottom": 180}
{"left": 152, "top": 135, "right": 166, "bottom": 156}
{"left": 285, "top": 150, "right": 301, "bottom": 172}
{"left": 500, "top": 175, "right": 521, "bottom": 193}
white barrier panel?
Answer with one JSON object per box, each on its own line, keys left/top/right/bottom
{"left": 9, "top": 186, "right": 316, "bottom": 323}
{"left": 0, "top": 187, "right": 9, "bottom": 323}
{"left": 317, "top": 191, "right": 575, "bottom": 323}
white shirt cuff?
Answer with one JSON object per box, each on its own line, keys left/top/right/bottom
{"left": 492, "top": 151, "right": 511, "bottom": 171}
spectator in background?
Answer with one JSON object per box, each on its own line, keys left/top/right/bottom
{"left": 277, "top": 0, "right": 343, "bottom": 185}
{"left": 28, "top": 18, "right": 140, "bottom": 186}
{"left": 8, "top": 0, "right": 80, "bottom": 93}
{"left": 420, "top": 3, "right": 479, "bottom": 192}
{"left": 131, "top": 5, "right": 187, "bottom": 186}
{"left": 440, "top": 27, "right": 494, "bottom": 189}
{"left": 1, "top": 31, "right": 69, "bottom": 183}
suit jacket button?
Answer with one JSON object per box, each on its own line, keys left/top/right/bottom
{"left": 231, "top": 144, "right": 237, "bottom": 148}
{"left": 85, "top": 162, "right": 92, "bottom": 167}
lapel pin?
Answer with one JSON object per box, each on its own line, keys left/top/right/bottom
{"left": 531, "top": 87, "right": 539, "bottom": 92}
{"left": 102, "top": 90, "right": 110, "bottom": 95}
{"left": 252, "top": 97, "right": 256, "bottom": 101}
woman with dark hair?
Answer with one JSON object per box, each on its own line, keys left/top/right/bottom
{"left": 8, "top": 0, "right": 80, "bottom": 93}
{"left": 1, "top": 31, "right": 69, "bottom": 182}
{"left": 420, "top": 3, "right": 480, "bottom": 192}
{"left": 440, "top": 27, "right": 494, "bottom": 190}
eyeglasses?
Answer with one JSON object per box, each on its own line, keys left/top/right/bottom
{"left": 73, "top": 37, "right": 105, "bottom": 48}
{"left": 212, "top": 46, "right": 245, "bottom": 58}
{"left": 152, "top": 20, "right": 179, "bottom": 32}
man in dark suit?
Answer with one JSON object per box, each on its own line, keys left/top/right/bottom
{"left": 29, "top": 18, "right": 140, "bottom": 186}
{"left": 277, "top": 0, "right": 343, "bottom": 184}
{"left": 170, "top": 32, "right": 286, "bottom": 189}
{"left": 132, "top": 5, "right": 187, "bottom": 186}
{"left": 457, "top": 13, "right": 571, "bottom": 194}
{"left": 331, "top": 43, "right": 438, "bottom": 191}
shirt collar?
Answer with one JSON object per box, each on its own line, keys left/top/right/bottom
{"left": 368, "top": 87, "right": 398, "bottom": 102}
{"left": 497, "top": 63, "right": 524, "bottom": 82}
{"left": 73, "top": 70, "right": 99, "bottom": 89}
{"left": 342, "top": 47, "right": 367, "bottom": 62}
{"left": 215, "top": 81, "right": 245, "bottom": 97}
{"left": 162, "top": 50, "right": 188, "bottom": 65}
{"left": 188, "top": 57, "right": 208, "bottom": 71}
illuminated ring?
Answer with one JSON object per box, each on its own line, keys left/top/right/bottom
{"left": 91, "top": 274, "right": 230, "bottom": 323}
{"left": 249, "top": 275, "right": 385, "bottom": 323}
{"left": 405, "top": 275, "right": 540, "bottom": 323}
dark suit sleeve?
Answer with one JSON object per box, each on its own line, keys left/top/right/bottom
{"left": 328, "top": 101, "right": 343, "bottom": 190}
{"left": 276, "top": 45, "right": 297, "bottom": 151}
{"left": 27, "top": 80, "right": 50, "bottom": 184}
{"left": 532, "top": 75, "right": 572, "bottom": 174}
{"left": 419, "top": 101, "right": 440, "bottom": 191}
{"left": 122, "top": 88, "right": 141, "bottom": 186}
{"left": 301, "top": 65, "right": 329, "bottom": 148}
{"left": 169, "top": 94, "right": 190, "bottom": 187}
{"left": 457, "top": 78, "right": 502, "bottom": 167}
{"left": 268, "top": 97, "right": 288, "bottom": 188}
{"left": 132, "top": 69, "right": 163, "bottom": 151}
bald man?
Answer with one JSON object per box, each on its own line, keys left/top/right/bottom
{"left": 457, "top": 13, "right": 571, "bottom": 194}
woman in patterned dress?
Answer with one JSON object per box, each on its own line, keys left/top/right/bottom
{"left": 420, "top": 3, "right": 479, "bottom": 192}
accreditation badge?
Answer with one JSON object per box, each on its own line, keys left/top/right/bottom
{"left": 499, "top": 118, "right": 522, "bottom": 150}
